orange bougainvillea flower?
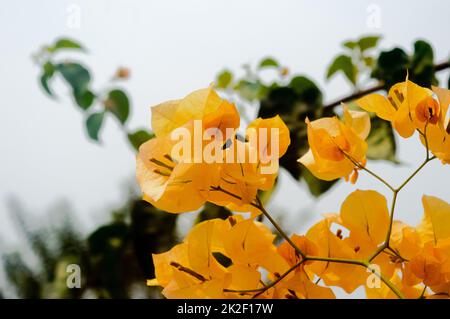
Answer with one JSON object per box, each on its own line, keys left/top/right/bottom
{"left": 298, "top": 105, "right": 370, "bottom": 182}
{"left": 357, "top": 79, "right": 450, "bottom": 162}
{"left": 419, "top": 86, "right": 450, "bottom": 164}
{"left": 388, "top": 195, "right": 450, "bottom": 297}
{"left": 137, "top": 87, "right": 240, "bottom": 213}
{"left": 208, "top": 115, "right": 290, "bottom": 213}
{"left": 137, "top": 87, "right": 291, "bottom": 214}
{"left": 148, "top": 216, "right": 289, "bottom": 299}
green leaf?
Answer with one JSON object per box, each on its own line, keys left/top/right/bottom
{"left": 289, "top": 76, "right": 323, "bottom": 107}
{"left": 302, "top": 169, "right": 338, "bottom": 197}
{"left": 40, "top": 73, "right": 53, "bottom": 97}
{"left": 105, "top": 89, "right": 130, "bottom": 125}
{"left": 366, "top": 117, "right": 399, "bottom": 163}
{"left": 343, "top": 41, "right": 358, "bottom": 50}
{"left": 196, "top": 202, "right": 232, "bottom": 224}
{"left": 358, "top": 36, "right": 381, "bottom": 52}
{"left": 56, "top": 63, "right": 91, "bottom": 104}
{"left": 216, "top": 70, "right": 233, "bottom": 89}
{"left": 49, "top": 38, "right": 84, "bottom": 52}
{"left": 326, "top": 54, "right": 357, "bottom": 85}
{"left": 371, "top": 48, "right": 409, "bottom": 88}
{"left": 127, "top": 129, "right": 154, "bottom": 151}
{"left": 258, "top": 57, "right": 279, "bottom": 69}
{"left": 74, "top": 90, "right": 95, "bottom": 110}
{"left": 39, "top": 62, "right": 55, "bottom": 96}
{"left": 86, "top": 112, "right": 105, "bottom": 141}
{"left": 258, "top": 76, "right": 326, "bottom": 182}
{"left": 235, "top": 80, "right": 265, "bottom": 101}
{"left": 363, "top": 56, "right": 375, "bottom": 67}
{"left": 410, "top": 40, "right": 437, "bottom": 87}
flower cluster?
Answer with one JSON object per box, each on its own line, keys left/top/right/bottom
{"left": 138, "top": 79, "right": 450, "bottom": 299}
{"left": 136, "top": 87, "right": 290, "bottom": 214}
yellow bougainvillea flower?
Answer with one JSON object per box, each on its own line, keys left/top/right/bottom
{"left": 151, "top": 87, "right": 240, "bottom": 138}
{"left": 305, "top": 190, "right": 398, "bottom": 294}
{"left": 137, "top": 87, "right": 240, "bottom": 213}
{"left": 138, "top": 87, "right": 291, "bottom": 214}
{"left": 137, "top": 135, "right": 221, "bottom": 213}
{"left": 273, "top": 235, "right": 335, "bottom": 299}
{"left": 417, "top": 195, "right": 450, "bottom": 245}
{"left": 298, "top": 105, "right": 370, "bottom": 182}
{"left": 356, "top": 79, "right": 450, "bottom": 151}
{"left": 305, "top": 219, "right": 366, "bottom": 293}
{"left": 388, "top": 195, "right": 450, "bottom": 297}
{"left": 365, "top": 272, "right": 423, "bottom": 299}
{"left": 419, "top": 86, "right": 450, "bottom": 164}
{"left": 149, "top": 216, "right": 292, "bottom": 299}
{"left": 208, "top": 115, "right": 290, "bottom": 213}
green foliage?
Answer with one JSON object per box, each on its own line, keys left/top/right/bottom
{"left": 34, "top": 38, "right": 146, "bottom": 148}
{"left": 127, "top": 129, "right": 154, "bottom": 151}
{"left": 106, "top": 89, "right": 130, "bottom": 124}
{"left": 327, "top": 35, "right": 381, "bottom": 88}
{"left": 86, "top": 112, "right": 105, "bottom": 141}
{"left": 258, "top": 57, "right": 279, "bottom": 69}
{"left": 358, "top": 36, "right": 381, "bottom": 52}
{"left": 216, "top": 70, "right": 233, "bottom": 89}
{"left": 372, "top": 40, "right": 438, "bottom": 88}
{"left": 365, "top": 117, "right": 399, "bottom": 163}
{"left": 196, "top": 203, "right": 232, "bottom": 223}
{"left": 47, "top": 38, "right": 84, "bottom": 52}
{"left": 327, "top": 54, "right": 357, "bottom": 85}
{"left": 56, "top": 63, "right": 92, "bottom": 107}
{"left": 1, "top": 196, "right": 177, "bottom": 298}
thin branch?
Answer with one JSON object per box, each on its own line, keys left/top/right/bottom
{"left": 323, "top": 61, "right": 450, "bottom": 111}
{"left": 252, "top": 196, "right": 306, "bottom": 259}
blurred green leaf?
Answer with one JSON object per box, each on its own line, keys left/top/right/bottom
{"left": 127, "top": 129, "right": 154, "bottom": 151}
{"left": 74, "top": 89, "right": 95, "bottom": 110}
{"left": 343, "top": 41, "right": 357, "bottom": 50}
{"left": 196, "top": 202, "right": 232, "bottom": 223}
{"left": 326, "top": 54, "right": 357, "bottom": 85}
{"left": 56, "top": 63, "right": 91, "bottom": 106}
{"left": 302, "top": 169, "right": 337, "bottom": 197}
{"left": 49, "top": 38, "right": 84, "bottom": 52}
{"left": 105, "top": 89, "right": 130, "bottom": 125}
{"left": 258, "top": 76, "right": 328, "bottom": 183}
{"left": 366, "top": 117, "right": 399, "bottom": 163}
{"left": 216, "top": 70, "right": 233, "bottom": 89}
{"left": 410, "top": 40, "right": 437, "bottom": 87}
{"left": 235, "top": 80, "right": 266, "bottom": 101}
{"left": 289, "top": 76, "right": 323, "bottom": 107}
{"left": 258, "top": 57, "right": 279, "bottom": 69}
{"left": 363, "top": 56, "right": 375, "bottom": 67}
{"left": 39, "top": 62, "right": 55, "bottom": 96}
{"left": 86, "top": 112, "right": 104, "bottom": 141}
{"left": 358, "top": 36, "right": 381, "bottom": 52}
{"left": 372, "top": 47, "right": 409, "bottom": 88}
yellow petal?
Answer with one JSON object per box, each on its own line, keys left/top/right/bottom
{"left": 340, "top": 190, "right": 389, "bottom": 246}
{"left": 356, "top": 93, "right": 396, "bottom": 121}
{"left": 246, "top": 115, "right": 291, "bottom": 158}
{"left": 151, "top": 87, "right": 239, "bottom": 137}
{"left": 417, "top": 195, "right": 450, "bottom": 244}
{"left": 342, "top": 104, "right": 371, "bottom": 140}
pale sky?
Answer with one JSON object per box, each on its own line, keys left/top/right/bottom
{"left": 1, "top": 0, "right": 449, "bottom": 297}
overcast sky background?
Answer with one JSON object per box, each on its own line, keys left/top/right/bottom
{"left": 1, "top": 0, "right": 449, "bottom": 297}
